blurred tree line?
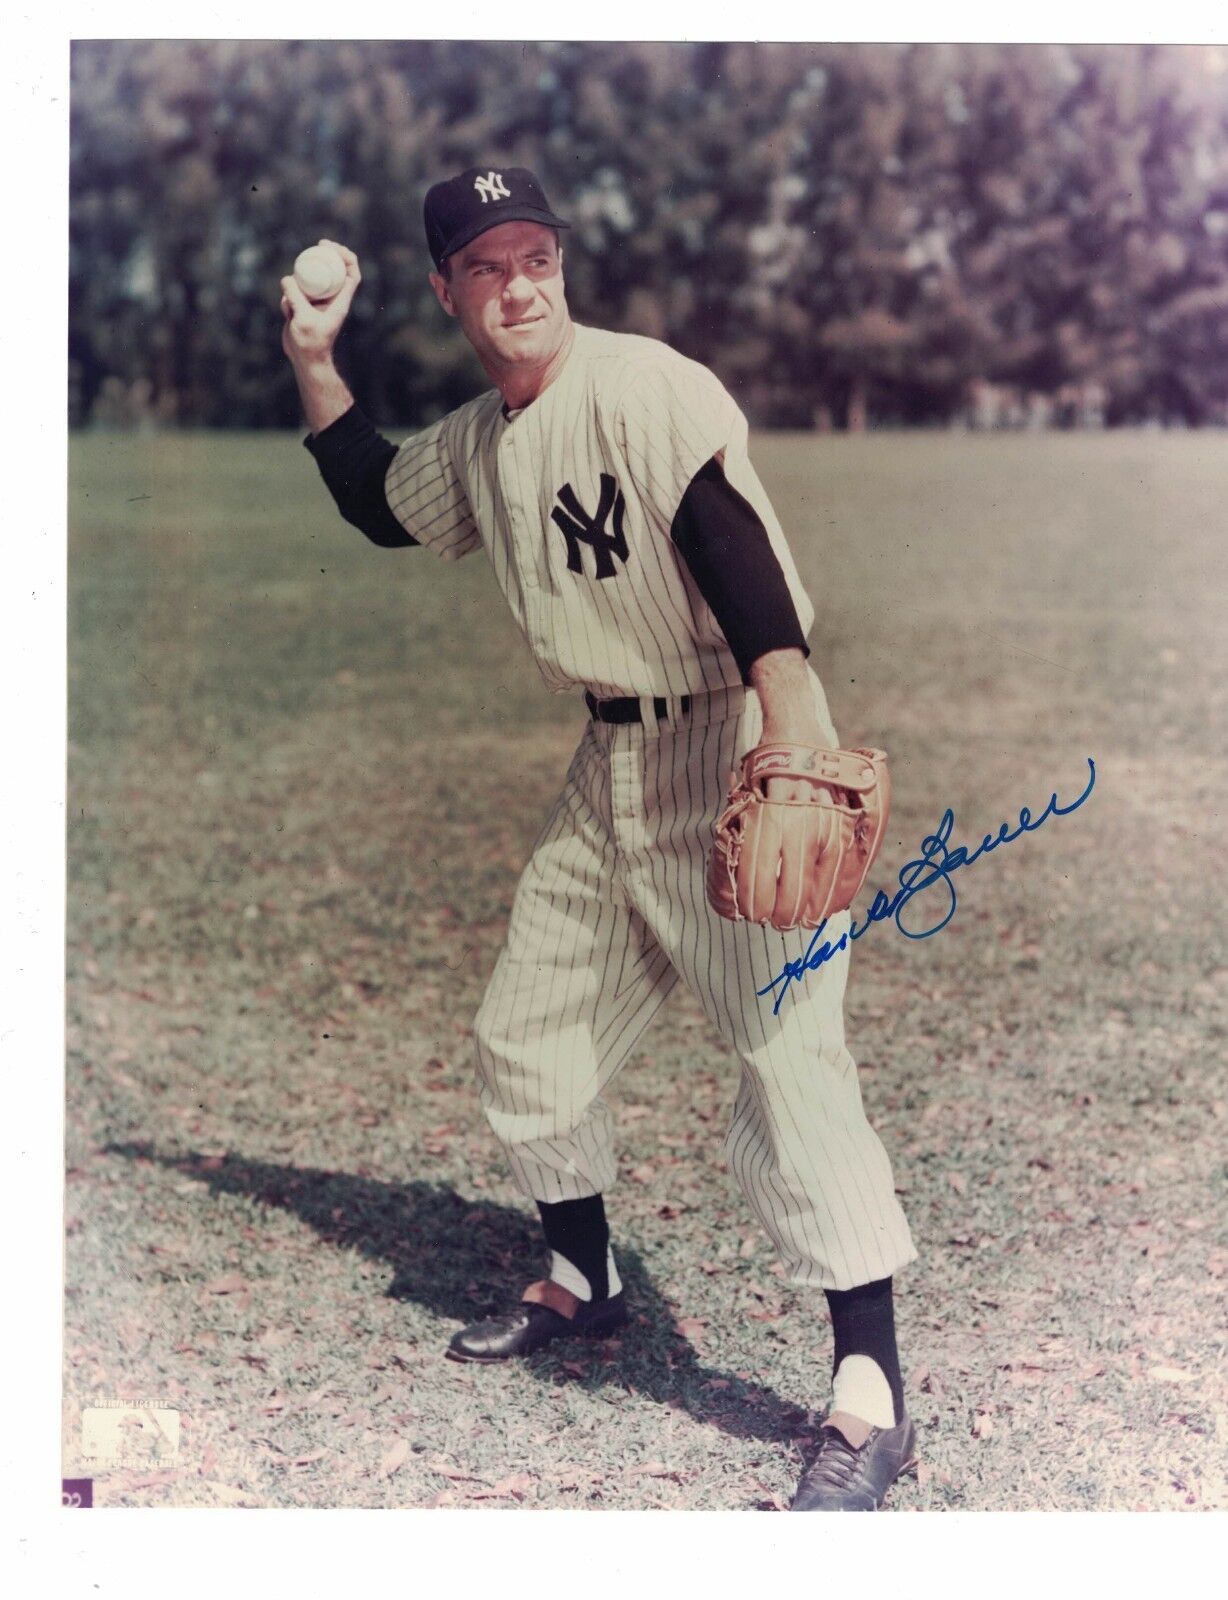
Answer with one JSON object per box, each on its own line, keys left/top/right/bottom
{"left": 70, "top": 40, "right": 1228, "bottom": 430}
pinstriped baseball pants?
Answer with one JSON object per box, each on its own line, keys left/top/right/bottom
{"left": 472, "top": 674, "right": 917, "bottom": 1292}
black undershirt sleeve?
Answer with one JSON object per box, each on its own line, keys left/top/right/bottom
{"left": 302, "top": 403, "right": 419, "bottom": 548}
{"left": 670, "top": 455, "right": 811, "bottom": 683}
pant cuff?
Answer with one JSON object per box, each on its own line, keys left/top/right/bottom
{"left": 781, "top": 1244, "right": 918, "bottom": 1293}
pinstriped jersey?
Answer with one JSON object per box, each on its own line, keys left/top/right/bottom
{"left": 384, "top": 322, "right": 815, "bottom": 699}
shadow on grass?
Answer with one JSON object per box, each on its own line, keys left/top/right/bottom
{"left": 109, "top": 1142, "right": 816, "bottom": 1452}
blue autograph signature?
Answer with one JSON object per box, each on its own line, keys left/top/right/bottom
{"left": 757, "top": 757, "right": 1097, "bottom": 1016}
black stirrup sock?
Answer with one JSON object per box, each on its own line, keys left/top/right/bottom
{"left": 824, "top": 1276, "right": 906, "bottom": 1426}
{"left": 536, "top": 1194, "right": 613, "bottom": 1302}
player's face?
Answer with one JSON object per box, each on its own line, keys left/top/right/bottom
{"left": 431, "top": 222, "right": 569, "bottom": 376}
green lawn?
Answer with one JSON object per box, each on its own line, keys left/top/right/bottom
{"left": 65, "top": 428, "right": 1227, "bottom": 1509}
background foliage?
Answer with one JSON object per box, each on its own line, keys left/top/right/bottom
{"left": 70, "top": 40, "right": 1228, "bottom": 428}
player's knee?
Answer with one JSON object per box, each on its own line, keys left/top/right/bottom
{"left": 471, "top": 987, "right": 511, "bottom": 1058}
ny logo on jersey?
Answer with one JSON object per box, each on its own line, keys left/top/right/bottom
{"left": 473, "top": 170, "right": 512, "bottom": 204}
{"left": 550, "top": 476, "right": 630, "bottom": 581}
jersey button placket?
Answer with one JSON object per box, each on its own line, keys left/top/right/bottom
{"left": 512, "top": 508, "right": 541, "bottom": 660}
{"left": 503, "top": 435, "right": 545, "bottom": 648}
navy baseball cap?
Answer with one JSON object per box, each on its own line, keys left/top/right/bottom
{"left": 423, "top": 165, "right": 570, "bottom": 270}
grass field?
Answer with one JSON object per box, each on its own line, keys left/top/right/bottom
{"left": 65, "top": 428, "right": 1227, "bottom": 1510}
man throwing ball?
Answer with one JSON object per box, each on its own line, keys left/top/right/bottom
{"left": 280, "top": 166, "right": 919, "bottom": 1511}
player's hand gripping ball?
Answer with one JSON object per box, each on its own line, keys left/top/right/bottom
{"left": 293, "top": 243, "right": 347, "bottom": 303}
{"left": 706, "top": 744, "right": 891, "bottom": 933}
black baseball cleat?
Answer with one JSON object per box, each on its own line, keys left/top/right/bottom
{"left": 789, "top": 1409, "right": 918, "bottom": 1512}
{"left": 445, "top": 1280, "right": 629, "bottom": 1363}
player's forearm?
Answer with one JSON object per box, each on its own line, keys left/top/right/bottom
{"left": 290, "top": 354, "right": 357, "bottom": 437}
{"left": 750, "top": 649, "right": 824, "bottom": 744}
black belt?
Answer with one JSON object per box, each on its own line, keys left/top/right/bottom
{"left": 584, "top": 691, "right": 692, "bottom": 725}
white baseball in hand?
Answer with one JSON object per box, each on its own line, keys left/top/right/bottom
{"left": 293, "top": 243, "right": 347, "bottom": 303}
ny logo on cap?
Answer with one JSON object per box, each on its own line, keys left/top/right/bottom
{"left": 474, "top": 171, "right": 512, "bottom": 204}
{"left": 551, "top": 476, "right": 630, "bottom": 581}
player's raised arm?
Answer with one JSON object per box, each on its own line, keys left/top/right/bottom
{"left": 280, "top": 238, "right": 364, "bottom": 432}
{"left": 281, "top": 240, "right": 419, "bottom": 549}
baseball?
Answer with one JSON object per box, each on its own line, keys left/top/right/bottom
{"left": 293, "top": 243, "right": 347, "bottom": 303}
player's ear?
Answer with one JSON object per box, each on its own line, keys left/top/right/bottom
{"left": 429, "top": 270, "right": 457, "bottom": 317}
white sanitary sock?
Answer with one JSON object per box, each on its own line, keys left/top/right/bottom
{"left": 831, "top": 1354, "right": 896, "bottom": 1428}
{"left": 548, "top": 1246, "right": 622, "bottom": 1303}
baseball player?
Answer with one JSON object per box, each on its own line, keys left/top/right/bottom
{"left": 280, "top": 166, "right": 919, "bottom": 1511}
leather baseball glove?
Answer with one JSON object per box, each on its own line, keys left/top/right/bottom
{"left": 706, "top": 744, "right": 891, "bottom": 932}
